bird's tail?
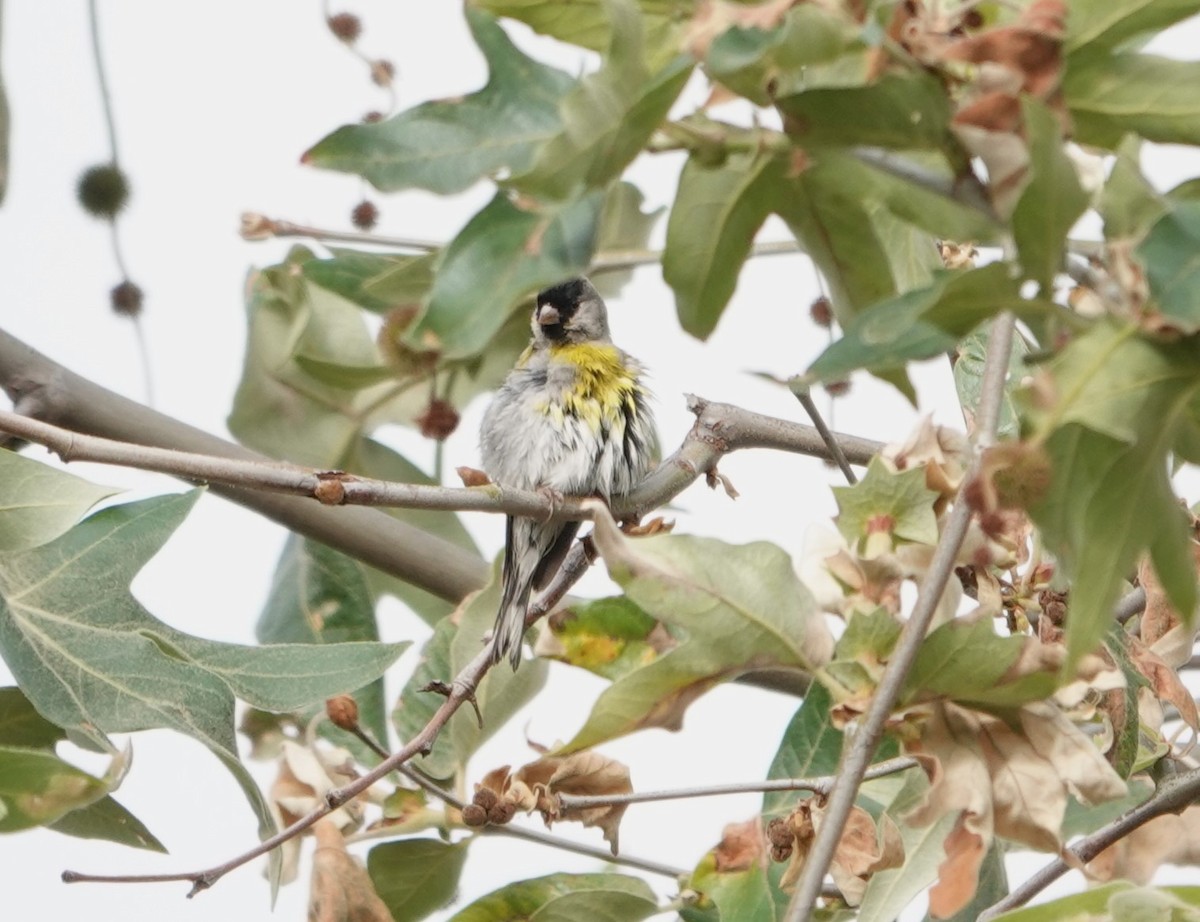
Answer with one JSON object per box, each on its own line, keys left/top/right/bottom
{"left": 491, "top": 516, "right": 543, "bottom": 670}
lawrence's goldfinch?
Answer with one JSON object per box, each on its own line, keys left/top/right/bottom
{"left": 480, "top": 278, "right": 655, "bottom": 669}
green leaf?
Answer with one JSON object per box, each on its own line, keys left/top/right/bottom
{"left": 832, "top": 458, "right": 939, "bottom": 554}
{"left": 1061, "top": 777, "right": 1152, "bottom": 838}
{"left": 368, "top": 838, "right": 470, "bottom": 922}
{"left": 777, "top": 154, "right": 941, "bottom": 326}
{"left": 1012, "top": 99, "right": 1089, "bottom": 294}
{"left": 0, "top": 686, "right": 164, "bottom": 850}
{"left": 778, "top": 72, "right": 954, "bottom": 152}
{"left": 704, "top": 4, "right": 859, "bottom": 105}
{"left": 0, "top": 745, "right": 110, "bottom": 832}
{"left": 762, "top": 683, "right": 843, "bottom": 817}
{"left": 1021, "top": 322, "right": 1200, "bottom": 667}
{"left": 0, "top": 449, "right": 117, "bottom": 552}
{"left": 412, "top": 191, "right": 604, "bottom": 358}
{"left": 473, "top": 0, "right": 689, "bottom": 69}
{"left": 514, "top": 0, "right": 693, "bottom": 201}
{"left": 291, "top": 355, "right": 399, "bottom": 390}
{"left": 447, "top": 872, "right": 658, "bottom": 922}
{"left": 393, "top": 566, "right": 547, "bottom": 780}
{"left": 1138, "top": 201, "right": 1200, "bottom": 334}
{"left": 807, "top": 263, "right": 1044, "bottom": 398}
{"left": 663, "top": 151, "right": 782, "bottom": 339}
{"left": 47, "top": 793, "right": 166, "bottom": 853}
{"left": 991, "top": 883, "right": 1200, "bottom": 921}
{"left": 541, "top": 595, "right": 662, "bottom": 681}
{"left": 0, "top": 491, "right": 408, "bottom": 880}
{"left": 229, "top": 247, "right": 411, "bottom": 467}
{"left": 1067, "top": 52, "right": 1200, "bottom": 149}
{"left": 1066, "top": 0, "right": 1200, "bottom": 54}
{"left": 257, "top": 535, "right": 391, "bottom": 748}
{"left": 0, "top": 685, "right": 65, "bottom": 749}
{"left": 303, "top": 249, "right": 437, "bottom": 316}
{"left": 1099, "top": 137, "right": 1167, "bottom": 241}
{"left": 692, "top": 856, "right": 777, "bottom": 922}
{"left": 303, "top": 10, "right": 575, "bottom": 194}
{"left": 342, "top": 437, "right": 481, "bottom": 625}
{"left": 954, "top": 320, "right": 1030, "bottom": 441}
{"left": 565, "top": 519, "right": 832, "bottom": 751}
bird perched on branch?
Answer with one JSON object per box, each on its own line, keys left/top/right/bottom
{"left": 481, "top": 278, "right": 655, "bottom": 669}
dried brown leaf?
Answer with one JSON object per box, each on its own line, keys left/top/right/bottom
{"left": 714, "top": 817, "right": 766, "bottom": 872}
{"left": 308, "top": 819, "right": 393, "bottom": 922}
{"left": 1088, "top": 805, "right": 1200, "bottom": 884}
{"left": 1140, "top": 553, "right": 1200, "bottom": 667}
{"left": 928, "top": 813, "right": 988, "bottom": 919}
{"left": 509, "top": 750, "right": 633, "bottom": 854}
{"left": 1126, "top": 635, "right": 1199, "bottom": 743}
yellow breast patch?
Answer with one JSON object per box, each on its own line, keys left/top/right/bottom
{"left": 543, "top": 343, "right": 641, "bottom": 433}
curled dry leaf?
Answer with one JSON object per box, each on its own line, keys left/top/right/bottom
{"left": 1126, "top": 634, "right": 1199, "bottom": 747}
{"left": 1088, "top": 804, "right": 1200, "bottom": 885}
{"left": 774, "top": 798, "right": 903, "bottom": 906}
{"left": 469, "top": 751, "right": 633, "bottom": 854}
{"left": 308, "top": 819, "right": 393, "bottom": 922}
{"left": 1140, "top": 553, "right": 1200, "bottom": 668}
{"left": 714, "top": 817, "right": 766, "bottom": 872}
{"left": 906, "top": 700, "right": 1127, "bottom": 916}
{"left": 883, "top": 416, "right": 970, "bottom": 502}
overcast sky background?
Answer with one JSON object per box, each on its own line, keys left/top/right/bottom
{"left": 1, "top": 3, "right": 1198, "bottom": 920}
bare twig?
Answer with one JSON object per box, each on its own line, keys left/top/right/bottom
{"left": 240, "top": 213, "right": 441, "bottom": 251}
{"left": 784, "top": 313, "right": 1016, "bottom": 921}
{"left": 61, "top": 533, "right": 593, "bottom": 896}
{"left": 978, "top": 765, "right": 1200, "bottom": 921}
{"left": 0, "top": 395, "right": 883, "bottom": 525}
{"left": 558, "top": 757, "right": 917, "bottom": 811}
{"left": 790, "top": 386, "right": 857, "bottom": 484}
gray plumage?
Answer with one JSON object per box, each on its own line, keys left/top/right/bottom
{"left": 480, "top": 278, "right": 655, "bottom": 669}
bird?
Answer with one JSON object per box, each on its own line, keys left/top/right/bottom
{"left": 480, "top": 278, "right": 656, "bottom": 669}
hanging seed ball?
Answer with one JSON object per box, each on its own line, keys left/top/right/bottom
{"left": 351, "top": 200, "right": 379, "bottom": 230}
{"left": 110, "top": 280, "right": 144, "bottom": 317}
{"left": 370, "top": 59, "right": 395, "bottom": 87}
{"left": 417, "top": 398, "right": 460, "bottom": 441}
{"left": 77, "top": 164, "right": 130, "bottom": 219}
{"left": 326, "top": 12, "right": 362, "bottom": 42}
{"left": 362, "top": 110, "right": 384, "bottom": 124}
{"left": 809, "top": 296, "right": 833, "bottom": 329}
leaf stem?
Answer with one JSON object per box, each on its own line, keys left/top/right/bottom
{"left": 783, "top": 313, "right": 1016, "bottom": 921}
{"left": 557, "top": 757, "right": 916, "bottom": 810}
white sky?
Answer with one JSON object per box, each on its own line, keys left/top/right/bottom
{"left": 1, "top": 3, "right": 1198, "bottom": 920}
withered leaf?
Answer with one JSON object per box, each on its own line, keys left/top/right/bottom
{"left": 308, "top": 820, "right": 392, "bottom": 922}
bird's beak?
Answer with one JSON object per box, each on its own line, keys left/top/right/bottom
{"left": 536, "top": 304, "right": 561, "bottom": 326}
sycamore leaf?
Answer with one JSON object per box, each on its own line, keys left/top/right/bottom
{"left": 513, "top": 0, "right": 692, "bottom": 201}
{"left": 0, "top": 491, "right": 409, "bottom": 884}
{"left": 368, "top": 838, "right": 469, "bottom": 922}
{"left": 411, "top": 191, "right": 603, "bottom": 359}
{"left": 0, "top": 687, "right": 164, "bottom": 851}
{"left": 1099, "top": 137, "right": 1167, "bottom": 241}
{"left": 690, "top": 819, "right": 777, "bottom": 922}
{"left": 1138, "top": 201, "right": 1200, "bottom": 334}
{"left": 0, "top": 745, "right": 112, "bottom": 832}
{"left": 591, "top": 181, "right": 662, "bottom": 297}
{"left": 662, "top": 151, "right": 782, "bottom": 339}
{"left": 302, "top": 249, "right": 437, "bottom": 317}
{"left": 0, "top": 449, "right": 117, "bottom": 552}
{"left": 1020, "top": 322, "right": 1200, "bottom": 668}
{"left": 303, "top": 10, "right": 575, "bottom": 194}
{"left": 536, "top": 595, "right": 665, "bottom": 680}
{"left": 392, "top": 566, "right": 547, "bottom": 781}
{"left": 833, "top": 458, "right": 939, "bottom": 557}
{"left": 1011, "top": 99, "right": 1089, "bottom": 295}
{"left": 954, "top": 321, "right": 1030, "bottom": 441}
{"left": 991, "top": 883, "right": 1200, "bottom": 921}
{"left": 563, "top": 507, "right": 833, "bottom": 751}
{"left": 763, "top": 683, "right": 843, "bottom": 817}
{"left": 1067, "top": 52, "right": 1200, "bottom": 149}
{"left": 808, "top": 263, "right": 1043, "bottom": 400}
{"left": 1065, "top": 0, "right": 1200, "bottom": 54}
{"left": 446, "top": 872, "right": 658, "bottom": 922}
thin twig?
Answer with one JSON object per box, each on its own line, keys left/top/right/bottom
{"left": 241, "top": 214, "right": 441, "bottom": 251}
{"left": 558, "top": 757, "right": 916, "bottom": 810}
{"left": 0, "top": 397, "right": 883, "bottom": 524}
{"left": 61, "top": 535, "right": 593, "bottom": 896}
{"left": 978, "top": 764, "right": 1200, "bottom": 921}
{"left": 590, "top": 239, "right": 800, "bottom": 274}
{"left": 784, "top": 313, "right": 1016, "bottom": 921}
{"left": 791, "top": 386, "right": 857, "bottom": 484}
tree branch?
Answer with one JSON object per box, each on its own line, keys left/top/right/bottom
{"left": 784, "top": 313, "right": 1017, "bottom": 921}
{"left": 557, "top": 757, "right": 917, "bottom": 811}
{"left": 61, "top": 529, "right": 593, "bottom": 896}
{"left": 977, "top": 764, "right": 1200, "bottom": 921}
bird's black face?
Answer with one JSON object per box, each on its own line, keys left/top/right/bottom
{"left": 533, "top": 278, "right": 607, "bottom": 344}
